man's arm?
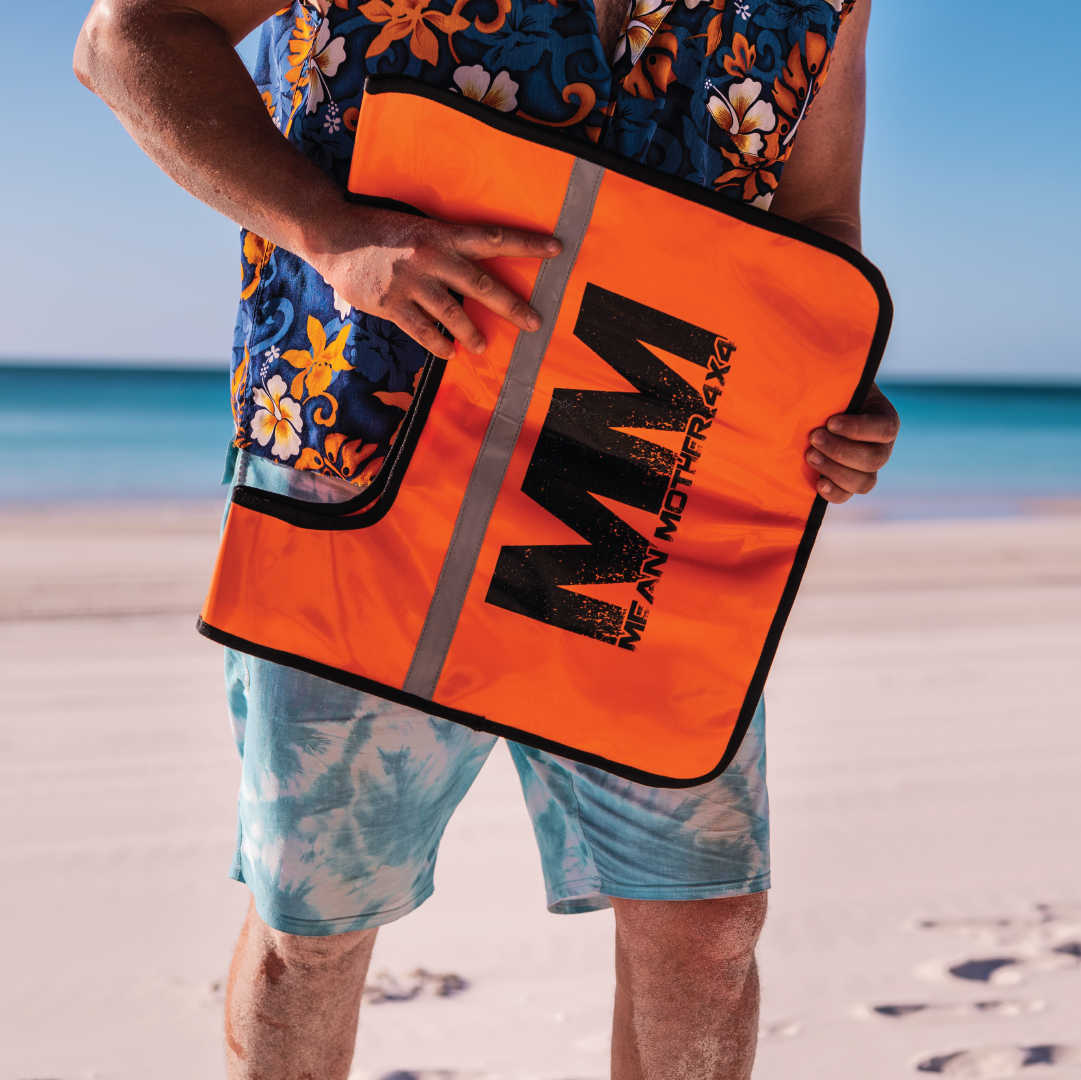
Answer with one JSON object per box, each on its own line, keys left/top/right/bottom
{"left": 73, "top": 0, "right": 561, "bottom": 361}
{"left": 770, "top": 0, "right": 900, "bottom": 504}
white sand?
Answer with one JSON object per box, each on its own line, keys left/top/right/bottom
{"left": 0, "top": 506, "right": 1078, "bottom": 1080}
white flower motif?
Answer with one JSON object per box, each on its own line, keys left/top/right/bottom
{"left": 250, "top": 374, "right": 303, "bottom": 459}
{"left": 706, "top": 78, "right": 776, "bottom": 156}
{"left": 735, "top": 1, "right": 751, "bottom": 18}
{"left": 305, "top": 20, "right": 347, "bottom": 114}
{"left": 264, "top": 345, "right": 281, "bottom": 361}
{"left": 324, "top": 101, "right": 341, "bottom": 132}
{"left": 452, "top": 65, "right": 519, "bottom": 112}
{"left": 751, "top": 192, "right": 774, "bottom": 210}
{"left": 614, "top": 0, "right": 674, "bottom": 65}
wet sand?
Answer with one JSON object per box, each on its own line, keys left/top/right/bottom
{"left": 1, "top": 505, "right": 1078, "bottom": 1080}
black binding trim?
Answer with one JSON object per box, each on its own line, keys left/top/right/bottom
{"left": 231, "top": 352, "right": 448, "bottom": 528}
{"left": 231, "top": 191, "right": 447, "bottom": 529}
{"left": 361, "top": 75, "right": 895, "bottom": 314}
{"left": 210, "top": 76, "right": 893, "bottom": 782}
{"left": 198, "top": 616, "right": 752, "bottom": 788}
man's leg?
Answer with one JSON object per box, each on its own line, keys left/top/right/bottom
{"left": 610, "top": 892, "right": 768, "bottom": 1080}
{"left": 225, "top": 898, "right": 377, "bottom": 1080}
{"left": 220, "top": 637, "right": 499, "bottom": 1078}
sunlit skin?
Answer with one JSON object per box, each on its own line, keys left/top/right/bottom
{"left": 75, "top": 1, "right": 891, "bottom": 1076}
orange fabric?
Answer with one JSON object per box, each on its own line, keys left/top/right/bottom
{"left": 438, "top": 166, "right": 879, "bottom": 777}
{"left": 201, "top": 85, "right": 886, "bottom": 784}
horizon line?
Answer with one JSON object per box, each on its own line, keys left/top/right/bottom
{"left": 2, "top": 357, "right": 1080, "bottom": 391}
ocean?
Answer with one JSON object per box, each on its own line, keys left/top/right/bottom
{"left": 4, "top": 365, "right": 1080, "bottom": 518}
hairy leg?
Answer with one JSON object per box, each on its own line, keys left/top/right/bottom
{"left": 610, "top": 892, "right": 768, "bottom": 1080}
{"left": 225, "top": 898, "right": 377, "bottom": 1080}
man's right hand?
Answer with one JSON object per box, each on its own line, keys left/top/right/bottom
{"left": 74, "top": 0, "right": 561, "bottom": 360}
{"left": 321, "top": 211, "right": 562, "bottom": 361}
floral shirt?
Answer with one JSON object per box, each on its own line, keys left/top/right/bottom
{"left": 234, "top": 0, "right": 855, "bottom": 483}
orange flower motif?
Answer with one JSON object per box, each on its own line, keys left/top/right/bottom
{"left": 296, "top": 432, "right": 381, "bottom": 483}
{"left": 282, "top": 315, "right": 354, "bottom": 427}
{"left": 773, "top": 34, "right": 830, "bottom": 148}
{"left": 240, "top": 232, "right": 275, "bottom": 301}
{"left": 712, "top": 127, "right": 788, "bottom": 205}
{"left": 620, "top": 29, "right": 678, "bottom": 101}
{"left": 723, "top": 32, "right": 755, "bottom": 78}
{"left": 231, "top": 349, "right": 250, "bottom": 435}
{"left": 285, "top": 15, "right": 317, "bottom": 89}
{"left": 359, "top": 0, "right": 469, "bottom": 66}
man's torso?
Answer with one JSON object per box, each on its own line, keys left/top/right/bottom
{"left": 231, "top": 0, "right": 853, "bottom": 486}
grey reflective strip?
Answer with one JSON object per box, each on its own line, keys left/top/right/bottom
{"left": 402, "top": 157, "right": 606, "bottom": 699}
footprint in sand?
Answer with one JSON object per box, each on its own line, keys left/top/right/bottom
{"left": 917, "top": 905, "right": 1081, "bottom": 952}
{"left": 864, "top": 999, "right": 1045, "bottom": 1023}
{"left": 917, "top": 946, "right": 1081, "bottom": 987}
{"left": 915, "top": 1045, "right": 1081, "bottom": 1077}
{"left": 363, "top": 969, "right": 469, "bottom": 1004}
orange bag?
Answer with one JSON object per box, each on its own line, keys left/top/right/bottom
{"left": 199, "top": 77, "right": 891, "bottom": 786}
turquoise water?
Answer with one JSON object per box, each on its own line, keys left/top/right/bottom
{"left": 840, "top": 383, "right": 1081, "bottom": 518}
{"left": 5, "top": 365, "right": 233, "bottom": 502}
{"left": 4, "top": 365, "right": 1080, "bottom": 516}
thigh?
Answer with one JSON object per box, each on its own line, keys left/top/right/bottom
{"left": 508, "top": 700, "right": 769, "bottom": 913}
{"left": 225, "top": 650, "right": 498, "bottom": 936}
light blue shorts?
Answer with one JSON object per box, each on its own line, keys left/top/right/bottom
{"left": 221, "top": 452, "right": 770, "bottom": 937}
{"left": 225, "top": 652, "right": 769, "bottom": 936}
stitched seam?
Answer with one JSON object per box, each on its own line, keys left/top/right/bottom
{"left": 564, "top": 768, "right": 601, "bottom": 887}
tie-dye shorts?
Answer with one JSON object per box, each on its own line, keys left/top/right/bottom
{"left": 224, "top": 651, "right": 769, "bottom": 936}
{"left": 220, "top": 452, "right": 770, "bottom": 937}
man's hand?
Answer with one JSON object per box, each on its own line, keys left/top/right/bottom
{"left": 805, "top": 383, "right": 899, "bottom": 503}
{"left": 767, "top": 2, "right": 895, "bottom": 504}
{"left": 73, "top": 0, "right": 560, "bottom": 361}
{"left": 321, "top": 212, "right": 560, "bottom": 361}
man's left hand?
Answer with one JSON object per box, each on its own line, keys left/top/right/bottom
{"left": 805, "top": 382, "right": 900, "bottom": 504}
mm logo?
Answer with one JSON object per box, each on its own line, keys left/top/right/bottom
{"left": 485, "top": 283, "right": 734, "bottom": 650}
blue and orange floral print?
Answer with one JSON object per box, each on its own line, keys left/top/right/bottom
{"left": 232, "top": 0, "right": 856, "bottom": 484}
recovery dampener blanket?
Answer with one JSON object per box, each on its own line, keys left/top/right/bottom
{"left": 198, "top": 77, "right": 892, "bottom": 787}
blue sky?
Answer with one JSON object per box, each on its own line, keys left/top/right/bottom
{"left": 3, "top": 0, "right": 1078, "bottom": 381}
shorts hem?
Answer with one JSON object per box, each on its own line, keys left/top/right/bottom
{"left": 243, "top": 883, "right": 435, "bottom": 936}
{"left": 600, "top": 872, "right": 771, "bottom": 903}
{"left": 545, "top": 872, "right": 770, "bottom": 913}
{"left": 546, "top": 877, "right": 611, "bottom": 915}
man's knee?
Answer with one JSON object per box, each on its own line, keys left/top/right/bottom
{"left": 611, "top": 891, "right": 768, "bottom": 965}
{"left": 237, "top": 899, "right": 377, "bottom": 979}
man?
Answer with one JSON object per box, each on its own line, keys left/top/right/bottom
{"left": 74, "top": 0, "right": 897, "bottom": 1076}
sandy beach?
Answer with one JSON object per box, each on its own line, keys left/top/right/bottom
{"left": 1, "top": 503, "right": 1078, "bottom": 1080}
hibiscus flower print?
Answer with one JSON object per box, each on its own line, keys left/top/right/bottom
{"left": 614, "top": 0, "right": 674, "bottom": 66}
{"left": 251, "top": 375, "right": 303, "bottom": 460}
{"left": 706, "top": 78, "right": 776, "bottom": 156}
{"left": 359, "top": 0, "right": 469, "bottom": 67}
{"left": 306, "top": 19, "right": 347, "bottom": 114}
{"left": 452, "top": 65, "right": 518, "bottom": 112}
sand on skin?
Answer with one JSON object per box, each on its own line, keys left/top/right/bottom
{"left": 0, "top": 504, "right": 1078, "bottom": 1080}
